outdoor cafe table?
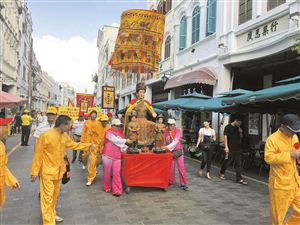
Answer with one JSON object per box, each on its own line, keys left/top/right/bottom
{"left": 121, "top": 151, "right": 173, "bottom": 194}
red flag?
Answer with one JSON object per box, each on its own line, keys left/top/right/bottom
{"left": 68, "top": 98, "right": 74, "bottom": 107}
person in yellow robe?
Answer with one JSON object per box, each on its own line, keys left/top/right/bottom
{"left": 0, "top": 117, "right": 20, "bottom": 209}
{"left": 265, "top": 114, "right": 300, "bottom": 225}
{"left": 80, "top": 110, "right": 102, "bottom": 186}
{"left": 96, "top": 114, "right": 110, "bottom": 167}
{"left": 30, "top": 115, "right": 92, "bottom": 225}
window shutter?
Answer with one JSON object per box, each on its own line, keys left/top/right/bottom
{"left": 207, "top": 0, "right": 216, "bottom": 34}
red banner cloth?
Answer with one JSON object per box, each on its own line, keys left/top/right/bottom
{"left": 76, "top": 93, "right": 94, "bottom": 112}
{"left": 121, "top": 152, "right": 173, "bottom": 189}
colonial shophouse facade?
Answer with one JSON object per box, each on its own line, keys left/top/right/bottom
{"left": 0, "top": 0, "right": 74, "bottom": 115}
{"left": 98, "top": 0, "right": 299, "bottom": 142}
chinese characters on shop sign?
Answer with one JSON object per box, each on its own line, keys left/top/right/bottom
{"left": 247, "top": 20, "right": 278, "bottom": 42}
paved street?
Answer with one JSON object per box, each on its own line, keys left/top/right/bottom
{"left": 0, "top": 133, "right": 292, "bottom": 225}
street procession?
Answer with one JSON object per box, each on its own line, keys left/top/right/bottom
{"left": 1, "top": 0, "right": 300, "bottom": 225}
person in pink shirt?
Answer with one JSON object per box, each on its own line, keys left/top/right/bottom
{"left": 102, "top": 119, "right": 132, "bottom": 196}
{"left": 163, "top": 118, "right": 188, "bottom": 190}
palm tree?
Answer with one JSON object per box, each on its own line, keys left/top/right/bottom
{"left": 91, "top": 72, "right": 98, "bottom": 83}
{"left": 291, "top": 38, "right": 300, "bottom": 59}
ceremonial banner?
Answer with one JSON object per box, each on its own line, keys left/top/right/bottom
{"left": 108, "top": 9, "right": 165, "bottom": 76}
{"left": 76, "top": 93, "right": 94, "bottom": 112}
{"left": 68, "top": 98, "right": 74, "bottom": 107}
{"left": 102, "top": 86, "right": 115, "bottom": 109}
{"left": 57, "top": 106, "right": 80, "bottom": 121}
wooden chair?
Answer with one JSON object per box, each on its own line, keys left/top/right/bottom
{"left": 240, "top": 137, "right": 255, "bottom": 169}
{"left": 257, "top": 143, "right": 269, "bottom": 180}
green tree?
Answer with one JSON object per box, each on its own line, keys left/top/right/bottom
{"left": 291, "top": 38, "right": 300, "bottom": 59}
{"left": 91, "top": 72, "right": 98, "bottom": 83}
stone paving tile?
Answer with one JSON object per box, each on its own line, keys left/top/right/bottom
{"left": 1, "top": 136, "right": 295, "bottom": 224}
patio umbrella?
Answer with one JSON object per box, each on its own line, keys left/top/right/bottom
{"left": 221, "top": 82, "right": 300, "bottom": 114}
{"left": 0, "top": 91, "right": 27, "bottom": 109}
{"left": 216, "top": 88, "right": 253, "bottom": 96}
{"left": 275, "top": 75, "right": 300, "bottom": 84}
{"left": 153, "top": 92, "right": 212, "bottom": 110}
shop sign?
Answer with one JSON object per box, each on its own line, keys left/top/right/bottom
{"left": 246, "top": 21, "right": 278, "bottom": 42}
{"left": 237, "top": 15, "right": 288, "bottom": 47}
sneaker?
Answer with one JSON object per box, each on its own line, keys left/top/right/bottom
{"left": 55, "top": 216, "right": 63, "bottom": 222}
{"left": 82, "top": 165, "right": 86, "bottom": 170}
{"left": 181, "top": 184, "right": 188, "bottom": 190}
{"left": 86, "top": 181, "right": 92, "bottom": 186}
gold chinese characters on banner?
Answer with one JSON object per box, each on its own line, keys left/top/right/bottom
{"left": 102, "top": 86, "right": 115, "bottom": 109}
{"left": 57, "top": 106, "right": 102, "bottom": 121}
{"left": 108, "top": 9, "right": 165, "bottom": 76}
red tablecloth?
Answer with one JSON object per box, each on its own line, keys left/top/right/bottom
{"left": 121, "top": 152, "right": 173, "bottom": 189}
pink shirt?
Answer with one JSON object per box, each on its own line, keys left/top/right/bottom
{"left": 164, "top": 127, "right": 183, "bottom": 151}
{"left": 102, "top": 128, "right": 128, "bottom": 160}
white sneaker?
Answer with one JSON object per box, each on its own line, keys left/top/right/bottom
{"left": 55, "top": 216, "right": 63, "bottom": 222}
{"left": 86, "top": 181, "right": 92, "bottom": 186}
{"left": 82, "top": 165, "right": 85, "bottom": 170}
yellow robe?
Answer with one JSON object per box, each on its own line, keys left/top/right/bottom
{"left": 265, "top": 129, "right": 300, "bottom": 225}
{"left": 0, "top": 141, "right": 18, "bottom": 208}
{"left": 80, "top": 120, "right": 102, "bottom": 182}
{"left": 96, "top": 124, "right": 110, "bottom": 166}
{"left": 30, "top": 128, "right": 90, "bottom": 225}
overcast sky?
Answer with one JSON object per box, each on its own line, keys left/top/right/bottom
{"left": 26, "top": 0, "right": 146, "bottom": 94}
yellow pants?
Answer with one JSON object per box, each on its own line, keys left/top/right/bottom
{"left": 269, "top": 182, "right": 300, "bottom": 225}
{"left": 82, "top": 150, "right": 89, "bottom": 166}
{"left": 85, "top": 145, "right": 99, "bottom": 183}
{"left": 96, "top": 145, "right": 104, "bottom": 167}
{"left": 40, "top": 178, "right": 61, "bottom": 225}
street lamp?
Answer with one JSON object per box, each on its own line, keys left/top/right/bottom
{"left": 161, "top": 71, "right": 172, "bottom": 82}
{"left": 161, "top": 74, "right": 169, "bottom": 82}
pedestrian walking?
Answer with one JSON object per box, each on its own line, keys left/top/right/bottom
{"left": 33, "top": 106, "right": 58, "bottom": 199}
{"left": 31, "top": 114, "right": 38, "bottom": 132}
{"left": 14, "top": 112, "right": 22, "bottom": 134}
{"left": 265, "top": 114, "right": 300, "bottom": 225}
{"left": 33, "top": 107, "right": 57, "bottom": 142}
{"left": 80, "top": 110, "right": 102, "bottom": 186}
{"left": 102, "top": 119, "right": 131, "bottom": 196}
{"left": 0, "top": 117, "right": 20, "bottom": 209}
{"left": 38, "top": 112, "right": 47, "bottom": 124}
{"left": 71, "top": 111, "right": 85, "bottom": 163}
{"left": 21, "top": 109, "right": 32, "bottom": 146}
{"left": 196, "top": 119, "right": 216, "bottom": 180}
{"left": 163, "top": 118, "right": 188, "bottom": 190}
{"left": 219, "top": 116, "right": 247, "bottom": 185}
{"left": 30, "top": 115, "right": 92, "bottom": 224}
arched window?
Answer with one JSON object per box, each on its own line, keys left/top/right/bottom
{"left": 164, "top": 36, "right": 171, "bottom": 59}
{"left": 206, "top": 0, "right": 217, "bottom": 37}
{"left": 192, "top": 6, "right": 200, "bottom": 44}
{"left": 179, "top": 16, "right": 187, "bottom": 51}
